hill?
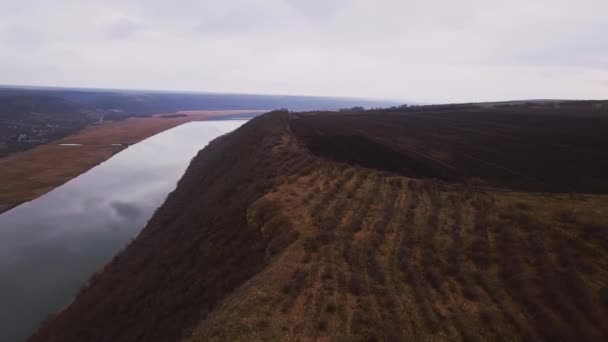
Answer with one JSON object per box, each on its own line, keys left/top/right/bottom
{"left": 31, "top": 104, "right": 608, "bottom": 341}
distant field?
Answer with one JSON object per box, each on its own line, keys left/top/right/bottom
{"left": 0, "top": 110, "right": 264, "bottom": 214}
{"left": 292, "top": 102, "right": 608, "bottom": 193}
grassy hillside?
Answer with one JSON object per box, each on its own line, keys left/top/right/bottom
{"left": 31, "top": 105, "right": 608, "bottom": 341}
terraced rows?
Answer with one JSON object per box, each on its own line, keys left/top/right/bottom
{"left": 263, "top": 164, "right": 608, "bottom": 341}
{"left": 184, "top": 135, "right": 608, "bottom": 341}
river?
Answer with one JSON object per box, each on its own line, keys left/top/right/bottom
{"left": 0, "top": 120, "right": 247, "bottom": 341}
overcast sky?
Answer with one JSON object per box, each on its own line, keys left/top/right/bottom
{"left": 1, "top": 0, "right": 607, "bottom": 103}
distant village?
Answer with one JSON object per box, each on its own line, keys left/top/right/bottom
{"left": 0, "top": 113, "right": 95, "bottom": 158}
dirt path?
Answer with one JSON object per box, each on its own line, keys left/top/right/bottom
{"left": 0, "top": 110, "right": 265, "bottom": 214}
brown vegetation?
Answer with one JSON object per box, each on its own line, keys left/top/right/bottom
{"left": 31, "top": 105, "right": 608, "bottom": 341}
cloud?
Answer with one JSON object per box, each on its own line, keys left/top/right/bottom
{"left": 110, "top": 201, "right": 141, "bottom": 222}
{"left": 284, "top": 0, "right": 348, "bottom": 21}
{"left": 0, "top": 0, "right": 606, "bottom": 102}
{"left": 103, "top": 14, "right": 143, "bottom": 40}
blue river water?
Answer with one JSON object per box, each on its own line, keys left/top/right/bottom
{"left": 0, "top": 120, "right": 247, "bottom": 341}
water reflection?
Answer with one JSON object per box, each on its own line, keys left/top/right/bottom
{"left": 0, "top": 120, "right": 246, "bottom": 341}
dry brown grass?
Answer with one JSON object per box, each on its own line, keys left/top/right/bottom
{"left": 30, "top": 110, "right": 608, "bottom": 342}
{"left": 180, "top": 154, "right": 608, "bottom": 341}
{"left": 183, "top": 113, "right": 608, "bottom": 340}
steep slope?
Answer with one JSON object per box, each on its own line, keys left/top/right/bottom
{"left": 31, "top": 107, "right": 608, "bottom": 341}
{"left": 29, "top": 111, "right": 314, "bottom": 341}
{"left": 186, "top": 165, "right": 608, "bottom": 341}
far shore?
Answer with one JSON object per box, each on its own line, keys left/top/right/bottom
{"left": 0, "top": 110, "right": 266, "bottom": 215}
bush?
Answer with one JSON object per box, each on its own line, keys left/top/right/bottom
{"left": 266, "top": 229, "right": 299, "bottom": 257}
{"left": 367, "top": 251, "right": 385, "bottom": 285}
{"left": 249, "top": 198, "right": 281, "bottom": 228}
{"left": 316, "top": 230, "right": 336, "bottom": 245}
{"left": 425, "top": 268, "right": 443, "bottom": 293}
{"left": 317, "top": 315, "right": 329, "bottom": 331}
{"left": 462, "top": 279, "right": 478, "bottom": 301}
{"left": 350, "top": 309, "right": 371, "bottom": 335}
{"left": 260, "top": 214, "right": 291, "bottom": 238}
{"left": 514, "top": 202, "right": 532, "bottom": 211}
{"left": 580, "top": 223, "right": 608, "bottom": 246}
{"left": 554, "top": 208, "right": 577, "bottom": 223}
{"left": 599, "top": 287, "right": 608, "bottom": 307}
{"left": 303, "top": 237, "right": 319, "bottom": 253}
{"left": 342, "top": 240, "right": 356, "bottom": 265}
{"left": 349, "top": 273, "right": 366, "bottom": 296}
{"left": 285, "top": 268, "right": 307, "bottom": 295}
{"left": 471, "top": 217, "right": 490, "bottom": 269}
{"left": 478, "top": 309, "right": 494, "bottom": 324}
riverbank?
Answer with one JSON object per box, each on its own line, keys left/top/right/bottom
{"left": 0, "top": 110, "right": 264, "bottom": 214}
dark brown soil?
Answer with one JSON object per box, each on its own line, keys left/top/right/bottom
{"left": 291, "top": 102, "right": 608, "bottom": 193}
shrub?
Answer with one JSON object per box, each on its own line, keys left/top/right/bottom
{"left": 462, "top": 279, "right": 478, "bottom": 301}
{"left": 367, "top": 252, "right": 385, "bottom": 285}
{"left": 303, "top": 191, "right": 315, "bottom": 204}
{"left": 350, "top": 309, "right": 371, "bottom": 335}
{"left": 281, "top": 268, "right": 308, "bottom": 312}
{"left": 303, "top": 237, "right": 319, "bottom": 252}
{"left": 260, "top": 214, "right": 291, "bottom": 238}
{"left": 344, "top": 168, "right": 356, "bottom": 179}
{"left": 478, "top": 309, "right": 494, "bottom": 324}
{"left": 349, "top": 273, "right": 366, "bottom": 296}
{"left": 249, "top": 198, "right": 281, "bottom": 229}
{"left": 599, "top": 287, "right": 608, "bottom": 307}
{"left": 421, "top": 300, "right": 440, "bottom": 332}
{"left": 266, "top": 229, "right": 299, "bottom": 257}
{"left": 388, "top": 177, "right": 403, "bottom": 188}
{"left": 321, "top": 268, "right": 333, "bottom": 281}
{"left": 404, "top": 210, "right": 415, "bottom": 224}
{"left": 580, "top": 223, "right": 608, "bottom": 247}
{"left": 471, "top": 217, "right": 491, "bottom": 269}
{"left": 425, "top": 268, "right": 443, "bottom": 293}
{"left": 282, "top": 268, "right": 307, "bottom": 299}
{"left": 554, "top": 208, "right": 577, "bottom": 223}
{"left": 342, "top": 240, "right": 356, "bottom": 265}
{"left": 407, "top": 180, "right": 420, "bottom": 191}
{"left": 337, "top": 271, "right": 347, "bottom": 290}
{"left": 317, "top": 316, "right": 328, "bottom": 331}
{"left": 317, "top": 230, "right": 336, "bottom": 245}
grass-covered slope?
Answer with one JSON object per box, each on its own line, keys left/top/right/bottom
{"left": 186, "top": 164, "right": 608, "bottom": 341}
{"left": 29, "top": 111, "right": 313, "bottom": 341}
{"left": 31, "top": 106, "right": 608, "bottom": 341}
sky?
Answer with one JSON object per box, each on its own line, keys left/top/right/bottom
{"left": 1, "top": 0, "right": 607, "bottom": 103}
